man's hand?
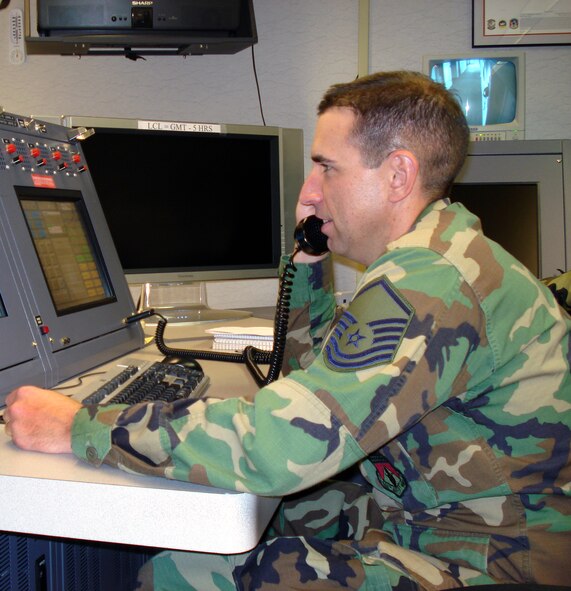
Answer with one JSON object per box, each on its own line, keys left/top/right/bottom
{"left": 3, "top": 386, "right": 81, "bottom": 454}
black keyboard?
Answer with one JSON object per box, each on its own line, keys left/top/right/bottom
{"left": 82, "top": 357, "right": 209, "bottom": 406}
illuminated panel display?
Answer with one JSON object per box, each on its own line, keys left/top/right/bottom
{"left": 17, "top": 187, "right": 116, "bottom": 315}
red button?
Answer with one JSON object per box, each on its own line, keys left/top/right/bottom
{"left": 6, "top": 143, "right": 17, "bottom": 154}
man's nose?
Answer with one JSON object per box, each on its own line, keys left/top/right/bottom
{"left": 299, "top": 170, "right": 323, "bottom": 206}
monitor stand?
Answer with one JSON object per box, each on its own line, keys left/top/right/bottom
{"left": 138, "top": 281, "right": 252, "bottom": 324}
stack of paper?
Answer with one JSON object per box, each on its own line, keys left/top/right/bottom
{"left": 205, "top": 326, "right": 274, "bottom": 352}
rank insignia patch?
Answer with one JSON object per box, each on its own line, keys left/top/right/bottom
{"left": 324, "top": 276, "right": 414, "bottom": 371}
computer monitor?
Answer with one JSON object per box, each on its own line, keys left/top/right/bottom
{"left": 61, "top": 116, "right": 304, "bottom": 322}
{"left": 423, "top": 52, "right": 525, "bottom": 141}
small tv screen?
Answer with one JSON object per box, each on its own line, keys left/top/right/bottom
{"left": 426, "top": 56, "right": 518, "bottom": 126}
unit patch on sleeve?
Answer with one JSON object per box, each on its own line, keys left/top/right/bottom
{"left": 370, "top": 452, "right": 408, "bottom": 497}
{"left": 324, "top": 276, "right": 414, "bottom": 371}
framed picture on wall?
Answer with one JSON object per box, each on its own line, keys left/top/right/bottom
{"left": 473, "top": 0, "right": 571, "bottom": 46}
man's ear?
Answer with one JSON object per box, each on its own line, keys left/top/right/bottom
{"left": 385, "top": 150, "right": 419, "bottom": 203}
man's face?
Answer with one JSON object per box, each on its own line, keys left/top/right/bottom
{"left": 299, "top": 107, "right": 393, "bottom": 266}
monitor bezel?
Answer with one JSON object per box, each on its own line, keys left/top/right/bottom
{"left": 62, "top": 115, "right": 304, "bottom": 285}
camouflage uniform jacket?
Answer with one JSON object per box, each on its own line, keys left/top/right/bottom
{"left": 71, "top": 199, "right": 571, "bottom": 585}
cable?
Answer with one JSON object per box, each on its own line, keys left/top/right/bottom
{"left": 53, "top": 371, "right": 108, "bottom": 391}
{"left": 248, "top": 254, "right": 296, "bottom": 385}
{"left": 154, "top": 313, "right": 269, "bottom": 364}
{"left": 251, "top": 45, "right": 266, "bottom": 126}
{"left": 150, "top": 254, "right": 298, "bottom": 388}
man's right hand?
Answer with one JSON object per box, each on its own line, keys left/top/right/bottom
{"left": 3, "top": 386, "right": 81, "bottom": 454}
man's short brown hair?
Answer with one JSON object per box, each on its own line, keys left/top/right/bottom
{"left": 318, "top": 71, "right": 470, "bottom": 199}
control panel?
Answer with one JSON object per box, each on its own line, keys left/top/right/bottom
{"left": 0, "top": 108, "right": 143, "bottom": 402}
{"left": 0, "top": 112, "right": 88, "bottom": 180}
{"left": 469, "top": 129, "right": 524, "bottom": 142}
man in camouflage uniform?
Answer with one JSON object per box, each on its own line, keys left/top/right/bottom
{"left": 5, "top": 71, "right": 571, "bottom": 590}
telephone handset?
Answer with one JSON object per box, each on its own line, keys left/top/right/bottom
{"left": 294, "top": 215, "right": 329, "bottom": 256}
{"left": 147, "top": 216, "right": 329, "bottom": 388}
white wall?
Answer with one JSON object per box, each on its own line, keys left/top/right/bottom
{"left": 1, "top": 0, "right": 570, "bottom": 310}
{"left": 368, "top": 0, "right": 571, "bottom": 141}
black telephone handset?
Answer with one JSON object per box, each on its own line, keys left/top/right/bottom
{"left": 149, "top": 216, "right": 329, "bottom": 388}
{"left": 294, "top": 216, "right": 329, "bottom": 256}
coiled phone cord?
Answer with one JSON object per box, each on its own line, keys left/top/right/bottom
{"left": 142, "top": 215, "right": 327, "bottom": 388}
{"left": 151, "top": 253, "right": 298, "bottom": 388}
{"left": 243, "top": 254, "right": 296, "bottom": 386}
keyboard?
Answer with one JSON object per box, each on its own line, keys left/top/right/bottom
{"left": 81, "top": 356, "right": 209, "bottom": 406}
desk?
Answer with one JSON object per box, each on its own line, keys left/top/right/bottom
{"left": 0, "top": 317, "right": 281, "bottom": 554}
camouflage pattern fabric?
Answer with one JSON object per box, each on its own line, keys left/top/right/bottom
{"left": 137, "top": 476, "right": 491, "bottom": 590}
{"left": 72, "top": 198, "right": 571, "bottom": 589}
{"left": 542, "top": 270, "right": 571, "bottom": 315}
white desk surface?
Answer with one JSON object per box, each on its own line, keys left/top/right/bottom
{"left": 0, "top": 316, "right": 281, "bottom": 554}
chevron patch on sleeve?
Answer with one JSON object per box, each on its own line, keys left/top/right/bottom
{"left": 324, "top": 276, "right": 414, "bottom": 371}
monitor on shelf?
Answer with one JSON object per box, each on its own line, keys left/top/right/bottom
{"left": 61, "top": 116, "right": 304, "bottom": 322}
{"left": 452, "top": 140, "right": 570, "bottom": 280}
{"left": 423, "top": 51, "right": 525, "bottom": 141}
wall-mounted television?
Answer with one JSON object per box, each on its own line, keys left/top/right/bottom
{"left": 30, "top": 0, "right": 258, "bottom": 56}
{"left": 423, "top": 52, "right": 525, "bottom": 141}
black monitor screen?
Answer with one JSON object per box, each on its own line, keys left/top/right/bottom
{"left": 17, "top": 187, "right": 116, "bottom": 315}
{"left": 79, "top": 128, "right": 281, "bottom": 277}
{"left": 451, "top": 183, "right": 539, "bottom": 277}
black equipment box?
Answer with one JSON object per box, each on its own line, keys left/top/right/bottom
{"left": 38, "top": 0, "right": 243, "bottom": 34}
{"left": 31, "top": 0, "right": 257, "bottom": 55}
